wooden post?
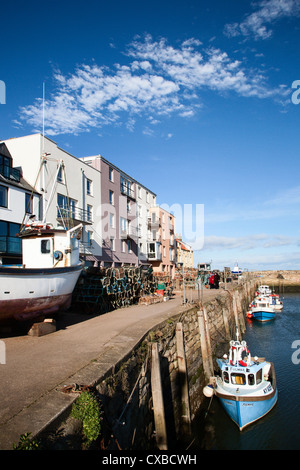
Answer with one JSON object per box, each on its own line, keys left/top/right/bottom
{"left": 203, "top": 307, "right": 214, "bottom": 374}
{"left": 198, "top": 310, "right": 213, "bottom": 380}
{"left": 176, "top": 323, "right": 191, "bottom": 433}
{"left": 151, "top": 342, "right": 168, "bottom": 450}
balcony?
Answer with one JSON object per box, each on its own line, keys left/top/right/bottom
{"left": 121, "top": 226, "right": 141, "bottom": 239}
{"left": 120, "top": 183, "right": 135, "bottom": 200}
{"left": 0, "top": 164, "right": 21, "bottom": 183}
{"left": 0, "top": 236, "right": 22, "bottom": 255}
{"left": 57, "top": 205, "right": 93, "bottom": 225}
{"left": 148, "top": 215, "right": 161, "bottom": 228}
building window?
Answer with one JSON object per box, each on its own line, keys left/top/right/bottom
{"left": 120, "top": 217, "right": 128, "bottom": 234}
{"left": 0, "top": 185, "right": 8, "bottom": 208}
{"left": 57, "top": 194, "right": 76, "bottom": 219}
{"left": 127, "top": 239, "right": 132, "bottom": 253}
{"left": 25, "top": 193, "right": 32, "bottom": 214}
{"left": 87, "top": 204, "right": 93, "bottom": 222}
{"left": 138, "top": 186, "right": 141, "bottom": 198}
{"left": 87, "top": 230, "right": 93, "bottom": 246}
{"left": 57, "top": 166, "right": 64, "bottom": 183}
{"left": 109, "top": 190, "right": 114, "bottom": 205}
{"left": 109, "top": 167, "right": 114, "bottom": 182}
{"left": 110, "top": 213, "right": 115, "bottom": 228}
{"left": 86, "top": 179, "right": 92, "bottom": 195}
{"left": 110, "top": 238, "right": 115, "bottom": 251}
{"left": 121, "top": 239, "right": 126, "bottom": 253}
{"left": 0, "top": 221, "right": 21, "bottom": 255}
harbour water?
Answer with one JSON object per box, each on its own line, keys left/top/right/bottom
{"left": 192, "top": 292, "right": 300, "bottom": 450}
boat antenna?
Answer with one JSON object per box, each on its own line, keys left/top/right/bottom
{"left": 42, "top": 81, "right": 45, "bottom": 152}
{"left": 236, "top": 325, "right": 239, "bottom": 342}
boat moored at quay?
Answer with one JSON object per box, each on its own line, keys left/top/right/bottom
{"left": 203, "top": 328, "right": 278, "bottom": 431}
{"left": 246, "top": 284, "right": 283, "bottom": 321}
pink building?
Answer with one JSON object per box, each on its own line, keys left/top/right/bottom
{"left": 148, "top": 206, "right": 176, "bottom": 278}
{"left": 81, "top": 154, "right": 156, "bottom": 267}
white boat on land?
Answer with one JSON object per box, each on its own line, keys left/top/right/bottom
{"left": 0, "top": 154, "right": 83, "bottom": 324}
{"left": 0, "top": 223, "right": 83, "bottom": 323}
{"left": 203, "top": 328, "right": 278, "bottom": 431}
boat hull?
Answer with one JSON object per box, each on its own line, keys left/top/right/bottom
{"left": 0, "top": 264, "right": 82, "bottom": 323}
{"left": 217, "top": 389, "right": 278, "bottom": 431}
{"left": 252, "top": 310, "right": 275, "bottom": 322}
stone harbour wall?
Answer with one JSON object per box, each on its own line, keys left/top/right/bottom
{"left": 90, "top": 279, "right": 257, "bottom": 451}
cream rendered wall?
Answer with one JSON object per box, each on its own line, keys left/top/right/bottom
{"left": 4, "top": 134, "right": 102, "bottom": 261}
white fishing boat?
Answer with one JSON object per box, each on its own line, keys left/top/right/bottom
{"left": 203, "top": 328, "right": 278, "bottom": 430}
{"left": 251, "top": 296, "right": 276, "bottom": 322}
{"left": 0, "top": 150, "right": 84, "bottom": 324}
{"left": 257, "top": 285, "right": 272, "bottom": 295}
{"left": 0, "top": 222, "right": 83, "bottom": 323}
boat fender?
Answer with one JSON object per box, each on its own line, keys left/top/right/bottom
{"left": 54, "top": 250, "right": 63, "bottom": 261}
{"left": 203, "top": 384, "right": 214, "bottom": 398}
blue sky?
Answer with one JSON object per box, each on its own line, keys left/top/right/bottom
{"left": 1, "top": 0, "right": 300, "bottom": 270}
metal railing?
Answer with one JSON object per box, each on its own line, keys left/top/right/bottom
{"left": 57, "top": 205, "right": 92, "bottom": 224}
{"left": 120, "top": 183, "right": 135, "bottom": 199}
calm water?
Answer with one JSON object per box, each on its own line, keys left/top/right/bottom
{"left": 192, "top": 292, "right": 300, "bottom": 450}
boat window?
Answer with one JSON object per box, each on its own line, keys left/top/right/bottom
{"left": 41, "top": 239, "right": 51, "bottom": 254}
{"left": 223, "top": 371, "right": 229, "bottom": 383}
{"left": 248, "top": 373, "right": 255, "bottom": 386}
{"left": 256, "top": 369, "right": 262, "bottom": 384}
{"left": 231, "top": 373, "right": 246, "bottom": 385}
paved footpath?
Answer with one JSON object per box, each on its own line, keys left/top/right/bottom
{"left": 0, "top": 289, "right": 224, "bottom": 449}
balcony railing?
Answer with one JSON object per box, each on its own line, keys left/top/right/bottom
{"left": 120, "top": 183, "right": 135, "bottom": 200}
{"left": 0, "top": 165, "right": 21, "bottom": 183}
{"left": 57, "top": 206, "right": 92, "bottom": 224}
{"left": 121, "top": 226, "right": 141, "bottom": 239}
{"left": 0, "top": 236, "right": 22, "bottom": 255}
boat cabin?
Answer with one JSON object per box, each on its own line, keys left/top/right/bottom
{"left": 19, "top": 224, "right": 82, "bottom": 269}
{"left": 219, "top": 361, "right": 270, "bottom": 388}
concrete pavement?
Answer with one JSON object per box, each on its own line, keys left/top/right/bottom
{"left": 0, "top": 289, "right": 221, "bottom": 450}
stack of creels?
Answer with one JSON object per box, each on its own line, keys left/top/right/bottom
{"left": 72, "top": 265, "right": 157, "bottom": 314}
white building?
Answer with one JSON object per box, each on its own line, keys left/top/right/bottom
{"left": 3, "top": 134, "right": 102, "bottom": 264}
{"left": 0, "top": 142, "right": 40, "bottom": 264}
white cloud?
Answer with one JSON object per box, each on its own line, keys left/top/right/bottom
{"left": 224, "top": 0, "right": 300, "bottom": 40}
{"left": 17, "top": 35, "right": 289, "bottom": 136}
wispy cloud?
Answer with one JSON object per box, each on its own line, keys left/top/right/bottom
{"left": 205, "top": 185, "right": 300, "bottom": 225}
{"left": 17, "top": 35, "right": 289, "bottom": 136}
{"left": 199, "top": 233, "right": 298, "bottom": 252}
{"left": 224, "top": 0, "right": 300, "bottom": 40}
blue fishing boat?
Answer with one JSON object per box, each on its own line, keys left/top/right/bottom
{"left": 251, "top": 296, "right": 276, "bottom": 322}
{"left": 203, "top": 328, "right": 277, "bottom": 430}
